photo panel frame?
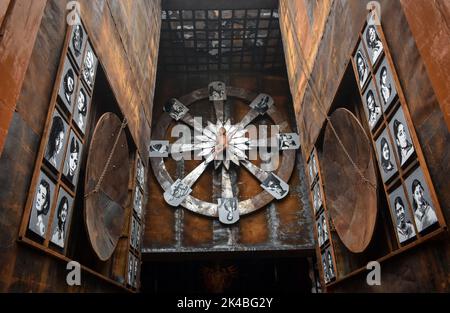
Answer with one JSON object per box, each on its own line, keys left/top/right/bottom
{"left": 375, "top": 128, "right": 398, "bottom": 183}
{"left": 50, "top": 187, "right": 74, "bottom": 248}
{"left": 388, "top": 107, "right": 415, "bottom": 167}
{"left": 321, "top": 247, "right": 336, "bottom": 284}
{"left": 149, "top": 140, "right": 170, "bottom": 158}
{"left": 28, "top": 171, "right": 56, "bottom": 238}
{"left": 362, "top": 81, "right": 383, "bottom": 130}
{"left": 68, "top": 23, "right": 88, "bottom": 69}
{"left": 261, "top": 173, "right": 289, "bottom": 200}
{"left": 163, "top": 98, "right": 189, "bottom": 121}
{"left": 363, "top": 23, "right": 384, "bottom": 66}
{"left": 208, "top": 81, "right": 227, "bottom": 101}
{"left": 63, "top": 131, "right": 83, "bottom": 186}
{"left": 127, "top": 253, "right": 135, "bottom": 287}
{"left": 308, "top": 151, "right": 318, "bottom": 187}
{"left": 317, "top": 211, "right": 329, "bottom": 247}
{"left": 375, "top": 57, "right": 397, "bottom": 112}
{"left": 136, "top": 156, "right": 145, "bottom": 190}
{"left": 404, "top": 167, "right": 439, "bottom": 233}
{"left": 312, "top": 182, "right": 323, "bottom": 215}
{"left": 250, "top": 93, "right": 273, "bottom": 115}
{"left": 58, "top": 56, "right": 78, "bottom": 113}
{"left": 133, "top": 185, "right": 143, "bottom": 218}
{"left": 389, "top": 184, "right": 416, "bottom": 244}
{"left": 133, "top": 254, "right": 139, "bottom": 288}
{"left": 44, "top": 110, "right": 69, "bottom": 172}
{"left": 278, "top": 132, "right": 300, "bottom": 150}
{"left": 353, "top": 41, "right": 370, "bottom": 90}
{"left": 72, "top": 83, "right": 91, "bottom": 135}
{"left": 130, "top": 216, "right": 141, "bottom": 250}
{"left": 81, "top": 41, "right": 98, "bottom": 91}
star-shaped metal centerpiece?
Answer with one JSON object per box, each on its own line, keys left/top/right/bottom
{"left": 195, "top": 120, "right": 249, "bottom": 170}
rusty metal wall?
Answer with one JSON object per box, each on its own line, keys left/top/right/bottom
{"left": 0, "top": 0, "right": 160, "bottom": 292}
{"left": 143, "top": 72, "right": 315, "bottom": 255}
{"left": 280, "top": 0, "right": 450, "bottom": 292}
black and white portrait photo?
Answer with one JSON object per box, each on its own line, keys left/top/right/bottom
{"left": 28, "top": 171, "right": 55, "bottom": 238}
{"left": 326, "top": 249, "right": 335, "bottom": 281}
{"left": 133, "top": 255, "right": 139, "bottom": 288}
{"left": 73, "top": 85, "right": 91, "bottom": 134}
{"left": 208, "top": 81, "right": 226, "bottom": 101}
{"left": 389, "top": 186, "right": 416, "bottom": 244}
{"left": 164, "top": 98, "right": 189, "bottom": 121}
{"left": 261, "top": 173, "right": 289, "bottom": 200}
{"left": 363, "top": 84, "right": 382, "bottom": 129}
{"left": 313, "top": 183, "right": 323, "bottom": 214}
{"left": 278, "top": 132, "right": 300, "bottom": 150}
{"left": 375, "top": 58, "right": 397, "bottom": 110}
{"left": 82, "top": 43, "right": 97, "bottom": 90}
{"left": 127, "top": 253, "right": 135, "bottom": 286}
{"left": 375, "top": 130, "right": 398, "bottom": 182}
{"left": 322, "top": 254, "right": 329, "bottom": 283}
{"left": 50, "top": 188, "right": 74, "bottom": 248}
{"left": 317, "top": 211, "right": 329, "bottom": 247}
{"left": 250, "top": 93, "right": 274, "bottom": 114}
{"left": 164, "top": 179, "right": 192, "bottom": 206}
{"left": 58, "top": 58, "right": 77, "bottom": 112}
{"left": 354, "top": 45, "right": 369, "bottom": 89}
{"left": 389, "top": 108, "right": 415, "bottom": 166}
{"left": 322, "top": 248, "right": 335, "bottom": 283}
{"left": 136, "top": 157, "right": 145, "bottom": 189}
{"left": 364, "top": 24, "right": 383, "bottom": 65}
{"left": 133, "top": 186, "right": 143, "bottom": 218}
{"left": 44, "top": 111, "right": 68, "bottom": 171}
{"left": 309, "top": 151, "right": 318, "bottom": 187}
{"left": 218, "top": 197, "right": 239, "bottom": 224}
{"left": 130, "top": 217, "right": 140, "bottom": 250}
{"left": 69, "top": 23, "right": 87, "bottom": 67}
{"left": 405, "top": 168, "right": 438, "bottom": 233}
{"left": 63, "top": 132, "right": 82, "bottom": 185}
{"left": 149, "top": 140, "right": 170, "bottom": 158}
{"left": 135, "top": 223, "right": 141, "bottom": 250}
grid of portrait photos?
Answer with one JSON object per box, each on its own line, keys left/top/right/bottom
{"left": 127, "top": 153, "right": 146, "bottom": 289}
{"left": 307, "top": 149, "right": 336, "bottom": 285}
{"left": 25, "top": 20, "right": 98, "bottom": 254}
{"left": 352, "top": 21, "right": 441, "bottom": 247}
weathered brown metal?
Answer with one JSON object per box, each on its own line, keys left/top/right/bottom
{"left": 150, "top": 86, "right": 296, "bottom": 217}
{"left": 322, "top": 108, "right": 378, "bottom": 253}
{"left": 84, "top": 113, "right": 130, "bottom": 261}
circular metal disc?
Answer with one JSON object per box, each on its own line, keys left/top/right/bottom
{"left": 84, "top": 113, "right": 129, "bottom": 261}
{"left": 150, "top": 87, "right": 296, "bottom": 217}
{"left": 322, "top": 108, "right": 378, "bottom": 253}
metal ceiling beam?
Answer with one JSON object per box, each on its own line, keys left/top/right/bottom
{"left": 162, "top": 0, "right": 278, "bottom": 10}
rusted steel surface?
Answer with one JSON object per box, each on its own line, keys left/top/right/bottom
{"left": 144, "top": 73, "right": 314, "bottom": 253}
{"left": 0, "top": 0, "right": 47, "bottom": 155}
{"left": 0, "top": 0, "right": 11, "bottom": 27}
{"left": 0, "top": 0, "right": 160, "bottom": 292}
{"left": 322, "top": 109, "right": 378, "bottom": 253}
{"left": 85, "top": 113, "right": 130, "bottom": 261}
{"left": 280, "top": 0, "right": 450, "bottom": 291}
{"left": 400, "top": 0, "right": 450, "bottom": 131}
{"left": 78, "top": 0, "right": 160, "bottom": 165}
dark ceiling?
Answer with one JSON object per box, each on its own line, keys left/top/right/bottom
{"left": 159, "top": 0, "right": 286, "bottom": 73}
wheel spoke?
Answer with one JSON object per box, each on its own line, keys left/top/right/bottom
{"left": 163, "top": 156, "right": 214, "bottom": 206}
{"left": 240, "top": 159, "right": 289, "bottom": 200}
{"left": 236, "top": 93, "right": 275, "bottom": 129}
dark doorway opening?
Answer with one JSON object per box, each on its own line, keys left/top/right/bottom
{"left": 140, "top": 256, "right": 312, "bottom": 293}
